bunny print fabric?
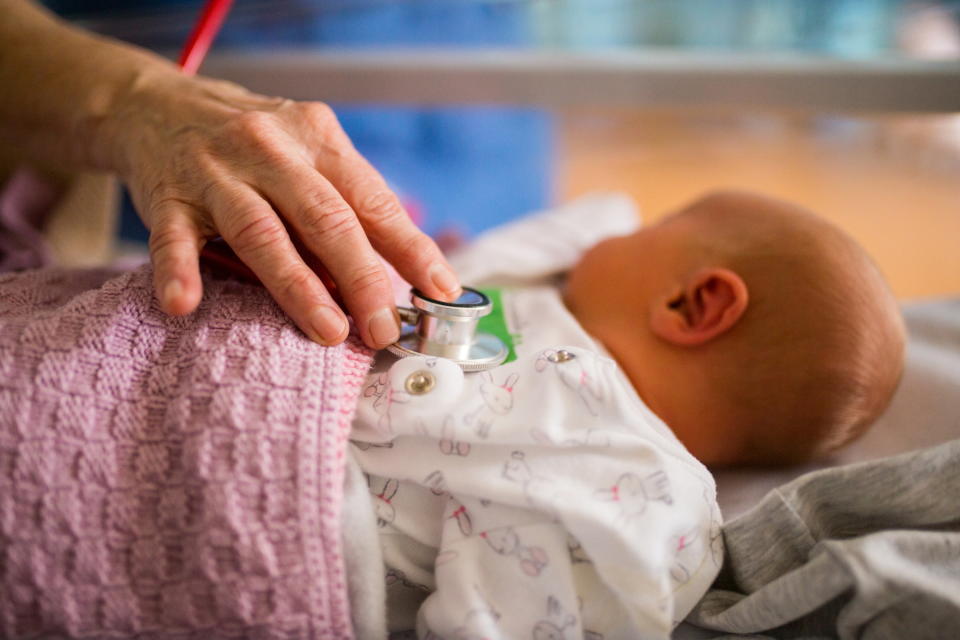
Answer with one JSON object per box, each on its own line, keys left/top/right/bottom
{"left": 351, "top": 285, "right": 722, "bottom": 640}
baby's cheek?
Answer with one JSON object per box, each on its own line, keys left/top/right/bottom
{"left": 670, "top": 421, "right": 737, "bottom": 467}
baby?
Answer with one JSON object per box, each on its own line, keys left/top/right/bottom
{"left": 565, "top": 190, "right": 906, "bottom": 467}
{"left": 351, "top": 190, "right": 905, "bottom": 640}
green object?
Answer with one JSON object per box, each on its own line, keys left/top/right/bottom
{"left": 477, "top": 288, "right": 519, "bottom": 364}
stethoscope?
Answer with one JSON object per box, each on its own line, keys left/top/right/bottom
{"left": 387, "top": 287, "right": 508, "bottom": 372}
{"left": 196, "top": 238, "right": 507, "bottom": 371}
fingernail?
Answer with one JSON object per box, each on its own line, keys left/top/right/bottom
{"left": 369, "top": 307, "right": 400, "bottom": 346}
{"left": 429, "top": 263, "right": 461, "bottom": 299}
{"left": 310, "top": 305, "right": 347, "bottom": 345}
{"left": 162, "top": 280, "right": 183, "bottom": 310}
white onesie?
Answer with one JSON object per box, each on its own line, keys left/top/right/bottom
{"left": 350, "top": 195, "right": 723, "bottom": 640}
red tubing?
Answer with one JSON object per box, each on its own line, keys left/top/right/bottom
{"left": 178, "top": 0, "right": 234, "bottom": 76}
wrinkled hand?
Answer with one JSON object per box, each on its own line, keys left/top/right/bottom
{"left": 108, "top": 73, "right": 460, "bottom": 348}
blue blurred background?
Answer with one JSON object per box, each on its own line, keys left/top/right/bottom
{"left": 44, "top": 0, "right": 555, "bottom": 243}
{"left": 43, "top": 0, "right": 960, "bottom": 242}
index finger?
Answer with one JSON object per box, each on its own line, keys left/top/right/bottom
{"left": 320, "top": 148, "right": 462, "bottom": 303}
{"left": 257, "top": 165, "right": 401, "bottom": 350}
{"left": 208, "top": 181, "right": 350, "bottom": 346}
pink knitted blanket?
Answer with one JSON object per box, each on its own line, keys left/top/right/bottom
{"left": 0, "top": 265, "right": 373, "bottom": 639}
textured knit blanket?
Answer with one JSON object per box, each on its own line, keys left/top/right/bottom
{"left": 0, "top": 265, "right": 373, "bottom": 639}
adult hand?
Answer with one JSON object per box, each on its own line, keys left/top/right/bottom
{"left": 107, "top": 72, "right": 461, "bottom": 349}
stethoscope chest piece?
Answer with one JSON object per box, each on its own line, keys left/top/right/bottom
{"left": 386, "top": 287, "right": 508, "bottom": 372}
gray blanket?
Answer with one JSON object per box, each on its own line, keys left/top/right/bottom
{"left": 686, "top": 439, "right": 960, "bottom": 639}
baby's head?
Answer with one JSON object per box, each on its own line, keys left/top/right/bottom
{"left": 565, "top": 191, "right": 905, "bottom": 467}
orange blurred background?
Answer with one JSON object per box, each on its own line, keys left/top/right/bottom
{"left": 557, "top": 109, "right": 960, "bottom": 299}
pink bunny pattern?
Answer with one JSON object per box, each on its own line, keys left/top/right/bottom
{"left": 362, "top": 372, "right": 409, "bottom": 434}
{"left": 502, "top": 450, "right": 562, "bottom": 519}
{"left": 668, "top": 526, "right": 704, "bottom": 584}
{"left": 481, "top": 526, "right": 550, "bottom": 577}
{"left": 531, "top": 596, "right": 577, "bottom": 640}
{"left": 534, "top": 348, "right": 607, "bottom": 416}
{"left": 463, "top": 371, "right": 519, "bottom": 439}
{"left": 368, "top": 476, "right": 399, "bottom": 528}
{"left": 447, "top": 500, "right": 473, "bottom": 536}
{"left": 440, "top": 414, "right": 471, "bottom": 456}
{"left": 352, "top": 304, "right": 720, "bottom": 639}
{"left": 594, "top": 470, "right": 673, "bottom": 523}
{"left": 424, "top": 469, "right": 447, "bottom": 496}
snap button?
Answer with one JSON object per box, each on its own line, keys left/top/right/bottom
{"left": 384, "top": 355, "right": 465, "bottom": 420}
{"left": 404, "top": 370, "right": 436, "bottom": 395}
{"left": 548, "top": 349, "right": 576, "bottom": 363}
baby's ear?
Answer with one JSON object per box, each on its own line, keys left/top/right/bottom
{"left": 650, "top": 268, "right": 748, "bottom": 346}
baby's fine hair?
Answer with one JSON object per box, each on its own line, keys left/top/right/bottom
{"left": 682, "top": 192, "right": 906, "bottom": 465}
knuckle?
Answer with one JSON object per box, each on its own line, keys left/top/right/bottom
{"left": 393, "top": 232, "right": 437, "bottom": 269}
{"left": 358, "top": 190, "right": 404, "bottom": 225}
{"left": 276, "top": 267, "right": 317, "bottom": 301}
{"left": 297, "top": 195, "right": 360, "bottom": 243}
{"left": 346, "top": 263, "right": 388, "bottom": 296}
{"left": 232, "top": 110, "right": 275, "bottom": 138}
{"left": 197, "top": 179, "right": 223, "bottom": 211}
{"left": 143, "top": 183, "right": 173, "bottom": 216}
{"left": 151, "top": 192, "right": 198, "bottom": 215}
{"left": 299, "top": 102, "right": 350, "bottom": 147}
{"left": 302, "top": 101, "right": 337, "bottom": 124}
{"left": 226, "top": 213, "right": 286, "bottom": 256}
{"left": 148, "top": 224, "right": 186, "bottom": 259}
{"left": 226, "top": 112, "right": 286, "bottom": 160}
